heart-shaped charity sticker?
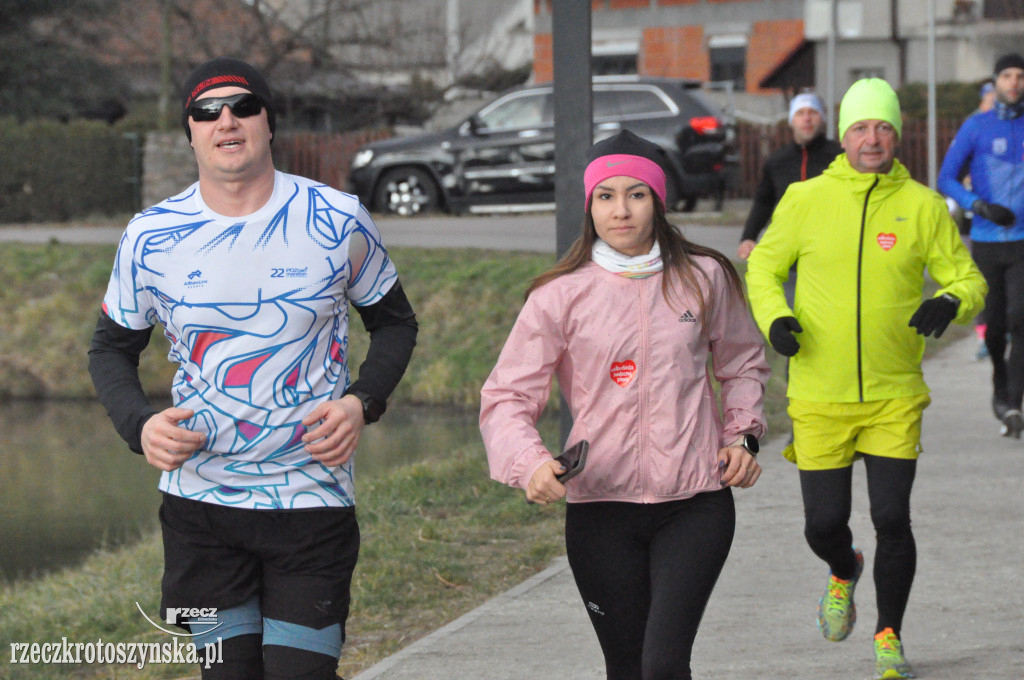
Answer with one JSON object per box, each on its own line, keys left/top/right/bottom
{"left": 877, "top": 233, "right": 896, "bottom": 251}
{"left": 610, "top": 360, "right": 637, "bottom": 387}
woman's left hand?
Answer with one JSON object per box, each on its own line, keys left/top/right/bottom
{"left": 717, "top": 446, "right": 761, "bottom": 488}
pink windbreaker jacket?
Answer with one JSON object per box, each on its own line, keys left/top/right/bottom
{"left": 480, "top": 258, "right": 770, "bottom": 504}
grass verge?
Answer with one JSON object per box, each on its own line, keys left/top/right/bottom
{"left": 0, "top": 243, "right": 550, "bottom": 407}
{"left": 0, "top": 450, "right": 566, "bottom": 680}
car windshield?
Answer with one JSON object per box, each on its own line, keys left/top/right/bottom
{"left": 594, "top": 86, "right": 677, "bottom": 120}
{"left": 476, "top": 92, "right": 551, "bottom": 131}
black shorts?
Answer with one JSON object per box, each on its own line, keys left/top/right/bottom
{"left": 158, "top": 493, "right": 360, "bottom": 634}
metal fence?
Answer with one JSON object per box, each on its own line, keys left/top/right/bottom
{"left": 731, "top": 118, "right": 965, "bottom": 197}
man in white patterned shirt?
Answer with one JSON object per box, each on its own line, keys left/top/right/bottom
{"left": 89, "top": 57, "right": 417, "bottom": 680}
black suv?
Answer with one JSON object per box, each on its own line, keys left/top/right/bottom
{"left": 346, "top": 76, "right": 735, "bottom": 216}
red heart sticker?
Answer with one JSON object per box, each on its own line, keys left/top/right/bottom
{"left": 610, "top": 360, "right": 637, "bottom": 387}
{"left": 877, "top": 233, "right": 897, "bottom": 251}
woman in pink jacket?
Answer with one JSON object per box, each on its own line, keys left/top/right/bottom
{"left": 480, "top": 130, "right": 770, "bottom": 680}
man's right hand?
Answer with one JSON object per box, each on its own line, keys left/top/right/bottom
{"left": 737, "top": 239, "right": 757, "bottom": 260}
{"left": 140, "top": 407, "right": 204, "bottom": 471}
{"left": 972, "top": 199, "right": 1016, "bottom": 227}
{"left": 769, "top": 316, "right": 803, "bottom": 357}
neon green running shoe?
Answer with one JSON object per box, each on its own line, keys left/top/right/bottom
{"left": 816, "top": 547, "right": 864, "bottom": 641}
{"left": 874, "top": 627, "right": 915, "bottom": 679}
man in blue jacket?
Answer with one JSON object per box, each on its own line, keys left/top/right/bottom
{"left": 939, "top": 53, "right": 1024, "bottom": 438}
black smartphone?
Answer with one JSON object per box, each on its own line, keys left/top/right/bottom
{"left": 554, "top": 440, "right": 589, "bottom": 483}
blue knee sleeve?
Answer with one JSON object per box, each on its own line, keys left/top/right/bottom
{"left": 190, "top": 596, "right": 262, "bottom": 649}
{"left": 263, "top": 618, "right": 342, "bottom": 658}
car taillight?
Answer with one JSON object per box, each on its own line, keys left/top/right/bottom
{"left": 690, "top": 116, "right": 720, "bottom": 135}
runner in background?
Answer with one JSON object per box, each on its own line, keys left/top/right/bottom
{"left": 939, "top": 53, "right": 1024, "bottom": 437}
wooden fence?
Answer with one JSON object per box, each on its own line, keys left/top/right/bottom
{"left": 275, "top": 120, "right": 967, "bottom": 198}
{"left": 273, "top": 129, "right": 391, "bottom": 192}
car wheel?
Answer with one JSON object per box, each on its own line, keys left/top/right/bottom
{"left": 374, "top": 167, "right": 440, "bottom": 216}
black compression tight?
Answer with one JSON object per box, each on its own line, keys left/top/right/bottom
{"left": 565, "top": 490, "right": 735, "bottom": 680}
{"left": 197, "top": 635, "right": 339, "bottom": 680}
{"left": 799, "top": 455, "right": 917, "bottom": 635}
{"left": 973, "top": 240, "right": 1024, "bottom": 409}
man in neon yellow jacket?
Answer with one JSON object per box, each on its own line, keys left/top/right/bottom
{"left": 746, "top": 79, "right": 986, "bottom": 680}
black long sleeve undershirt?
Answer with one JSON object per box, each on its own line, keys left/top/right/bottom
{"left": 87, "top": 314, "right": 158, "bottom": 454}
{"left": 347, "top": 279, "right": 419, "bottom": 410}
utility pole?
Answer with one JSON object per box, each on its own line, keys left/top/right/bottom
{"left": 927, "top": 0, "right": 937, "bottom": 189}
{"left": 158, "top": 0, "right": 172, "bottom": 131}
{"left": 551, "top": 0, "right": 592, "bottom": 444}
{"left": 826, "top": 0, "right": 837, "bottom": 139}
{"left": 447, "top": 0, "right": 460, "bottom": 86}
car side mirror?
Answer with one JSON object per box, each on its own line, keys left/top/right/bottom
{"left": 464, "top": 115, "right": 486, "bottom": 136}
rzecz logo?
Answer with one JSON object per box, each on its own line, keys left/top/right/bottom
{"left": 166, "top": 608, "right": 218, "bottom": 626}
{"left": 136, "top": 602, "right": 222, "bottom": 636}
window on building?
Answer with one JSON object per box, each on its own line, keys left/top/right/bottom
{"left": 593, "top": 53, "right": 639, "bottom": 75}
{"left": 983, "top": 0, "right": 1024, "bottom": 20}
{"left": 708, "top": 34, "right": 747, "bottom": 89}
{"left": 592, "top": 35, "right": 639, "bottom": 76}
{"left": 850, "top": 67, "right": 885, "bottom": 82}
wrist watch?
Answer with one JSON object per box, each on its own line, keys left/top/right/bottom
{"left": 344, "top": 389, "right": 386, "bottom": 424}
{"left": 730, "top": 434, "right": 759, "bottom": 457}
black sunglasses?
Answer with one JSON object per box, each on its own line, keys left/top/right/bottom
{"left": 188, "top": 93, "right": 264, "bottom": 122}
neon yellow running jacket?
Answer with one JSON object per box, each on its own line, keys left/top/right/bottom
{"left": 746, "top": 154, "right": 987, "bottom": 403}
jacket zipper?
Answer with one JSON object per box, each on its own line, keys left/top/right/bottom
{"left": 856, "top": 176, "right": 880, "bottom": 402}
{"left": 637, "top": 277, "right": 650, "bottom": 501}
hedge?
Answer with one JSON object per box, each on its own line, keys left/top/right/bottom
{"left": 0, "top": 119, "right": 139, "bottom": 222}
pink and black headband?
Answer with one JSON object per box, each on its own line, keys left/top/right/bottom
{"left": 584, "top": 130, "right": 667, "bottom": 207}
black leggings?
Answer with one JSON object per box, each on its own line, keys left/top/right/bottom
{"left": 973, "top": 240, "right": 1024, "bottom": 409}
{"left": 799, "top": 455, "right": 917, "bottom": 635}
{"left": 565, "top": 490, "right": 735, "bottom": 680}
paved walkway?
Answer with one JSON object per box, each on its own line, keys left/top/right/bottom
{"left": 353, "top": 334, "right": 1024, "bottom": 680}
{"left": 0, "top": 200, "right": 753, "bottom": 256}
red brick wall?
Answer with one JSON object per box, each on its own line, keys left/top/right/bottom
{"left": 745, "top": 19, "right": 804, "bottom": 93}
{"left": 640, "top": 26, "right": 708, "bottom": 80}
{"left": 534, "top": 33, "right": 554, "bottom": 83}
{"left": 532, "top": 3, "right": 802, "bottom": 96}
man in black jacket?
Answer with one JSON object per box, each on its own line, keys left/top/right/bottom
{"left": 738, "top": 92, "right": 843, "bottom": 260}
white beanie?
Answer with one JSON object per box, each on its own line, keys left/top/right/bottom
{"left": 789, "top": 93, "right": 825, "bottom": 124}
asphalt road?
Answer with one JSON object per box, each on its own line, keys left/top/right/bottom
{"left": 0, "top": 205, "right": 749, "bottom": 256}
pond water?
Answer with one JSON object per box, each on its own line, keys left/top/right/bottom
{"left": 0, "top": 400, "right": 558, "bottom": 582}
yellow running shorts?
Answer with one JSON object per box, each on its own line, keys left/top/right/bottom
{"left": 781, "top": 393, "right": 932, "bottom": 470}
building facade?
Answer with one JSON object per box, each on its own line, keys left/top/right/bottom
{"left": 532, "top": 0, "right": 807, "bottom": 95}
{"left": 806, "top": 0, "right": 1024, "bottom": 94}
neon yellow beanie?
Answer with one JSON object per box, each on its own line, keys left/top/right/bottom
{"left": 838, "top": 78, "right": 902, "bottom": 140}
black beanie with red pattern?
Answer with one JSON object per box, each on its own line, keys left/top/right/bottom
{"left": 180, "top": 57, "right": 275, "bottom": 141}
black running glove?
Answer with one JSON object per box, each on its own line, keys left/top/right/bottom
{"left": 768, "top": 316, "right": 803, "bottom": 357}
{"left": 972, "top": 199, "right": 1016, "bottom": 227}
{"left": 908, "top": 294, "right": 959, "bottom": 338}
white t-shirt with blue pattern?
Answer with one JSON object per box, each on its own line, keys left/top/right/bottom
{"left": 103, "top": 171, "right": 397, "bottom": 509}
